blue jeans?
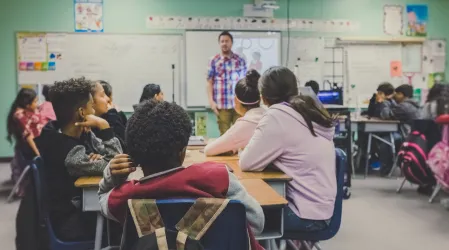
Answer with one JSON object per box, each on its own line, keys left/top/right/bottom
{"left": 284, "top": 207, "right": 329, "bottom": 232}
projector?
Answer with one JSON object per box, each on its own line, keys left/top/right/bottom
{"left": 260, "top": 0, "right": 280, "bottom": 10}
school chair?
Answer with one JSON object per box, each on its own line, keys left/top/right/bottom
{"left": 30, "top": 157, "right": 95, "bottom": 250}
{"left": 280, "top": 148, "right": 346, "bottom": 250}
{"left": 7, "top": 149, "right": 33, "bottom": 203}
{"left": 121, "top": 199, "right": 249, "bottom": 250}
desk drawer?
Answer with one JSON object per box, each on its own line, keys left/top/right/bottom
{"left": 83, "top": 188, "right": 101, "bottom": 212}
{"left": 364, "top": 123, "right": 398, "bottom": 132}
{"left": 265, "top": 181, "right": 286, "bottom": 198}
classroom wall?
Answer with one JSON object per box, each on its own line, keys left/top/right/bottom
{"left": 1, "top": 0, "right": 448, "bottom": 157}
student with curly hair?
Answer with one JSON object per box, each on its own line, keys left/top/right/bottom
{"left": 34, "top": 77, "right": 122, "bottom": 241}
{"left": 98, "top": 100, "right": 264, "bottom": 250}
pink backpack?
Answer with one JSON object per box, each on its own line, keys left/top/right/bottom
{"left": 427, "top": 123, "right": 449, "bottom": 190}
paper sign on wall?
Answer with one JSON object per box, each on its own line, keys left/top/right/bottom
{"left": 74, "top": 0, "right": 104, "bottom": 32}
{"left": 384, "top": 5, "right": 403, "bottom": 36}
{"left": 390, "top": 61, "right": 402, "bottom": 77}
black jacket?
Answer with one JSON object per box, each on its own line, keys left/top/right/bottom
{"left": 34, "top": 121, "right": 122, "bottom": 237}
{"left": 93, "top": 108, "right": 127, "bottom": 152}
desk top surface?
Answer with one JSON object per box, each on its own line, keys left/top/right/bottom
{"left": 74, "top": 175, "right": 287, "bottom": 206}
{"left": 339, "top": 115, "right": 400, "bottom": 124}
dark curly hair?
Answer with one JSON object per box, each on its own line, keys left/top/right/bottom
{"left": 126, "top": 100, "right": 192, "bottom": 173}
{"left": 50, "top": 77, "right": 93, "bottom": 127}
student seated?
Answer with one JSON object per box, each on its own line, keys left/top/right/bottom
{"left": 239, "top": 66, "right": 337, "bottom": 233}
{"left": 35, "top": 77, "right": 122, "bottom": 241}
{"left": 39, "top": 84, "right": 56, "bottom": 124}
{"left": 421, "top": 83, "right": 449, "bottom": 120}
{"left": 98, "top": 100, "right": 264, "bottom": 249}
{"left": 99, "top": 80, "right": 128, "bottom": 125}
{"left": 380, "top": 84, "right": 419, "bottom": 125}
{"left": 305, "top": 80, "right": 320, "bottom": 95}
{"left": 91, "top": 80, "right": 127, "bottom": 151}
{"left": 204, "top": 69, "right": 265, "bottom": 156}
{"left": 365, "top": 82, "right": 395, "bottom": 118}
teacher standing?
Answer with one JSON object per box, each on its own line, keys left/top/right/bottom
{"left": 207, "top": 31, "right": 247, "bottom": 135}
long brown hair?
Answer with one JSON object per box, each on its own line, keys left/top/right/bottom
{"left": 259, "top": 66, "right": 334, "bottom": 136}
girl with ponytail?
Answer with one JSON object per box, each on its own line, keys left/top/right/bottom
{"left": 204, "top": 69, "right": 266, "bottom": 156}
{"left": 7, "top": 88, "right": 44, "bottom": 197}
{"left": 240, "top": 66, "right": 337, "bottom": 233}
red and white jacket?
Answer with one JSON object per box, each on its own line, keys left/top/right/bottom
{"left": 98, "top": 162, "right": 265, "bottom": 250}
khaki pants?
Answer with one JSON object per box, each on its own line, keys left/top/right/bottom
{"left": 217, "top": 109, "right": 240, "bottom": 135}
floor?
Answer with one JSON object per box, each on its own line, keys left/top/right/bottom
{"left": 1, "top": 164, "right": 449, "bottom": 250}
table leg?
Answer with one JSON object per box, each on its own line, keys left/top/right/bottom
{"left": 389, "top": 132, "right": 397, "bottom": 177}
{"left": 94, "top": 212, "right": 104, "bottom": 250}
{"left": 365, "top": 133, "right": 372, "bottom": 178}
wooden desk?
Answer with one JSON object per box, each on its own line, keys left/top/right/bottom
{"left": 75, "top": 172, "right": 288, "bottom": 245}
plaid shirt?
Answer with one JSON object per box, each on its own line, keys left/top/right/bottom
{"left": 207, "top": 53, "right": 247, "bottom": 109}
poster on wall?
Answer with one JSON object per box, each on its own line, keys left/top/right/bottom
{"left": 74, "top": 0, "right": 104, "bottom": 32}
{"left": 406, "top": 4, "right": 428, "bottom": 37}
{"left": 383, "top": 5, "right": 403, "bottom": 36}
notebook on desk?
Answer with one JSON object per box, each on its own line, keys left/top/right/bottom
{"left": 188, "top": 136, "right": 207, "bottom": 146}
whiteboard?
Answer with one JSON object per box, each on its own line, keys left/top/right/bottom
{"left": 18, "top": 33, "right": 183, "bottom": 111}
{"left": 345, "top": 44, "right": 403, "bottom": 107}
{"left": 185, "top": 31, "right": 281, "bottom": 107}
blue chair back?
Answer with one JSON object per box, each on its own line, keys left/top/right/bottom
{"left": 122, "top": 199, "right": 249, "bottom": 250}
{"left": 30, "top": 157, "right": 95, "bottom": 250}
{"left": 283, "top": 148, "right": 346, "bottom": 241}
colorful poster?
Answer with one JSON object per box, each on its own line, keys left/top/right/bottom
{"left": 74, "top": 0, "right": 104, "bottom": 32}
{"left": 406, "top": 4, "right": 428, "bottom": 37}
{"left": 390, "top": 61, "right": 402, "bottom": 77}
{"left": 427, "top": 73, "right": 445, "bottom": 88}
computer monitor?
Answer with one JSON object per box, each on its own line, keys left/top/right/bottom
{"left": 298, "top": 86, "right": 324, "bottom": 108}
{"left": 317, "top": 90, "right": 343, "bottom": 105}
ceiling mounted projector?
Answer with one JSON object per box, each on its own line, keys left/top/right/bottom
{"left": 244, "top": 0, "right": 279, "bottom": 17}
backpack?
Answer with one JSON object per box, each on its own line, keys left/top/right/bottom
{"left": 428, "top": 124, "right": 449, "bottom": 190}
{"left": 397, "top": 130, "right": 435, "bottom": 185}
{"left": 126, "top": 198, "right": 233, "bottom": 250}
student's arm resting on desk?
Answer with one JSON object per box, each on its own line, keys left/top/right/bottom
{"left": 98, "top": 163, "right": 129, "bottom": 222}
{"left": 239, "top": 113, "right": 283, "bottom": 171}
{"left": 226, "top": 171, "right": 264, "bottom": 235}
{"left": 204, "top": 120, "right": 245, "bottom": 156}
{"left": 379, "top": 101, "right": 395, "bottom": 119}
{"left": 65, "top": 128, "right": 122, "bottom": 176}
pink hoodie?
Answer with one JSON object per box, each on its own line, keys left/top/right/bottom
{"left": 204, "top": 107, "right": 266, "bottom": 156}
{"left": 240, "top": 103, "right": 337, "bottom": 220}
{"left": 39, "top": 101, "right": 56, "bottom": 123}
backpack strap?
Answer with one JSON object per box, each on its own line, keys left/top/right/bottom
{"left": 175, "top": 198, "right": 230, "bottom": 250}
{"left": 128, "top": 199, "right": 169, "bottom": 250}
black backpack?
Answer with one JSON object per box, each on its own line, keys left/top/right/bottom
{"left": 126, "top": 198, "right": 231, "bottom": 250}
{"left": 397, "top": 130, "right": 435, "bottom": 185}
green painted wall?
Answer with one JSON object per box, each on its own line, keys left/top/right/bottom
{"left": 1, "top": 0, "right": 448, "bottom": 157}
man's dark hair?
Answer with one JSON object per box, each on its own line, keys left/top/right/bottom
{"left": 126, "top": 100, "right": 192, "bottom": 173}
{"left": 98, "top": 80, "right": 112, "bottom": 98}
{"left": 305, "top": 80, "right": 320, "bottom": 95}
{"left": 50, "top": 77, "right": 93, "bottom": 127}
{"left": 218, "top": 31, "right": 233, "bottom": 42}
{"left": 395, "top": 84, "right": 414, "bottom": 98}
{"left": 42, "top": 85, "right": 52, "bottom": 101}
{"left": 377, "top": 82, "right": 395, "bottom": 96}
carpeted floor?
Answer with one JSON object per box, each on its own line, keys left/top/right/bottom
{"left": 1, "top": 164, "right": 449, "bottom": 250}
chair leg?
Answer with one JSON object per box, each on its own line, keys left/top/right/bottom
{"left": 314, "top": 242, "right": 323, "bottom": 250}
{"left": 301, "top": 241, "right": 313, "bottom": 250}
{"left": 429, "top": 184, "right": 442, "bottom": 203}
{"left": 279, "top": 240, "right": 287, "bottom": 250}
{"left": 7, "top": 165, "right": 30, "bottom": 203}
{"left": 287, "top": 240, "right": 300, "bottom": 250}
{"left": 365, "top": 133, "right": 372, "bottom": 178}
{"left": 396, "top": 178, "right": 407, "bottom": 193}
{"left": 388, "top": 155, "right": 400, "bottom": 178}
